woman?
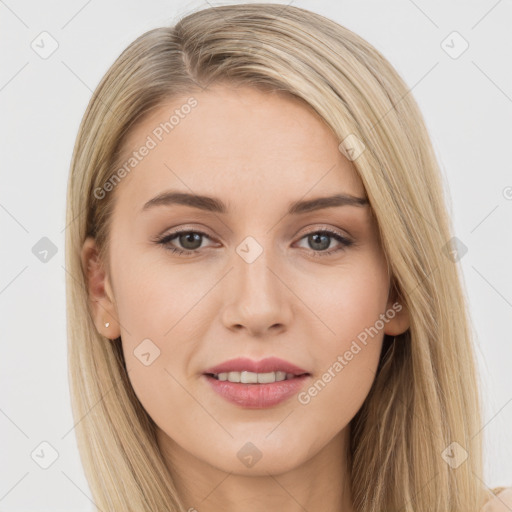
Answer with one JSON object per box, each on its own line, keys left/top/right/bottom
{"left": 65, "top": 3, "right": 510, "bottom": 511}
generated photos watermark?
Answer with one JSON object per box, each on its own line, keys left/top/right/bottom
{"left": 298, "top": 301, "right": 403, "bottom": 405}
{"left": 94, "top": 96, "right": 198, "bottom": 200}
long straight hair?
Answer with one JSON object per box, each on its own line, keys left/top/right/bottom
{"left": 65, "top": 3, "right": 493, "bottom": 510}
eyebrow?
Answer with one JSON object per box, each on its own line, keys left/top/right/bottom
{"left": 141, "top": 190, "right": 369, "bottom": 215}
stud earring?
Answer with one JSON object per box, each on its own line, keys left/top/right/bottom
{"left": 105, "top": 322, "right": 110, "bottom": 328}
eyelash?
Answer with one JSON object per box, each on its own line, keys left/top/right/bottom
{"left": 154, "top": 227, "right": 354, "bottom": 258}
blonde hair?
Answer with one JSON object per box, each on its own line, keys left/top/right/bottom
{"left": 65, "top": 3, "right": 493, "bottom": 510}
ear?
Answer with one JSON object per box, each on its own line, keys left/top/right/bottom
{"left": 383, "top": 277, "right": 410, "bottom": 336}
{"left": 81, "top": 236, "right": 120, "bottom": 340}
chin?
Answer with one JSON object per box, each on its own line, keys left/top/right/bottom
{"left": 204, "top": 436, "right": 310, "bottom": 476}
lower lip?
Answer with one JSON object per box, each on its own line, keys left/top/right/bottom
{"left": 203, "top": 374, "right": 310, "bottom": 409}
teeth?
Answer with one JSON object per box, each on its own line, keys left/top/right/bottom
{"left": 214, "top": 370, "right": 295, "bottom": 383}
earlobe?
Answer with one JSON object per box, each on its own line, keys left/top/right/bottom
{"left": 384, "top": 303, "right": 410, "bottom": 336}
{"left": 384, "top": 280, "right": 410, "bottom": 336}
{"left": 81, "top": 236, "right": 120, "bottom": 340}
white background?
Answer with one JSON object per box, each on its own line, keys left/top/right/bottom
{"left": 1, "top": 0, "right": 511, "bottom": 510}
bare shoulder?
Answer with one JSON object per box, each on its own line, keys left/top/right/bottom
{"left": 480, "top": 487, "right": 512, "bottom": 511}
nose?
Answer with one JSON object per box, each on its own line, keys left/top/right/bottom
{"left": 220, "top": 244, "right": 294, "bottom": 337}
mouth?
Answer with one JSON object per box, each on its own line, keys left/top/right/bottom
{"left": 204, "top": 370, "right": 310, "bottom": 383}
{"left": 202, "top": 372, "right": 311, "bottom": 408}
{"left": 201, "top": 357, "right": 311, "bottom": 407}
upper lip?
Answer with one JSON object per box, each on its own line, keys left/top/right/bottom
{"left": 203, "top": 357, "right": 310, "bottom": 376}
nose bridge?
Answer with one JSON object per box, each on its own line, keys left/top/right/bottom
{"left": 235, "top": 234, "right": 281, "bottom": 303}
{"left": 221, "top": 234, "right": 292, "bottom": 332}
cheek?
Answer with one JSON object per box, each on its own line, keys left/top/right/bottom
{"left": 112, "top": 249, "right": 204, "bottom": 340}
{"left": 299, "top": 293, "right": 386, "bottom": 424}
{"left": 301, "top": 257, "right": 388, "bottom": 412}
{"left": 312, "top": 255, "right": 390, "bottom": 341}
{"left": 296, "top": 340, "right": 382, "bottom": 437}
{"left": 110, "top": 255, "right": 211, "bottom": 408}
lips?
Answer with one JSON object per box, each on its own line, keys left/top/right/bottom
{"left": 203, "top": 373, "right": 310, "bottom": 408}
{"left": 202, "top": 357, "right": 312, "bottom": 408}
{"left": 203, "top": 357, "right": 310, "bottom": 377}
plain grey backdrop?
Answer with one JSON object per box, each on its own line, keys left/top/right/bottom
{"left": 1, "top": 0, "right": 511, "bottom": 510}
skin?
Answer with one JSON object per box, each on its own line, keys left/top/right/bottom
{"left": 82, "top": 84, "right": 410, "bottom": 512}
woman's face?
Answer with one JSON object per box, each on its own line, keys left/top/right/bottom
{"left": 83, "top": 84, "right": 409, "bottom": 477}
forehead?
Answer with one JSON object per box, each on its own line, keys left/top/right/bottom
{"left": 113, "top": 84, "right": 365, "bottom": 208}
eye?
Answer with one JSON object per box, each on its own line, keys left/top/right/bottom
{"left": 154, "top": 226, "right": 354, "bottom": 257}
{"left": 154, "top": 229, "right": 216, "bottom": 256}
{"left": 295, "top": 228, "right": 354, "bottom": 257}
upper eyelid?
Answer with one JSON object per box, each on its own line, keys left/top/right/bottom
{"left": 160, "top": 223, "right": 349, "bottom": 235}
